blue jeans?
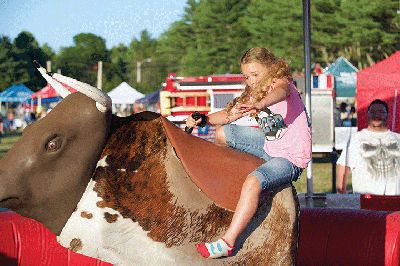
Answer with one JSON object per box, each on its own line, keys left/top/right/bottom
{"left": 224, "top": 124, "right": 303, "bottom": 191}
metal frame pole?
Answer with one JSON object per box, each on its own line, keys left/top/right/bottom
{"left": 303, "top": 0, "right": 313, "bottom": 196}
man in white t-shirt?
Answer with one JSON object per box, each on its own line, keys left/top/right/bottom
{"left": 336, "top": 99, "right": 400, "bottom": 195}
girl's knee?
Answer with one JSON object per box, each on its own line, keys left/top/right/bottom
{"left": 214, "top": 126, "right": 227, "bottom": 146}
{"left": 243, "top": 175, "right": 262, "bottom": 192}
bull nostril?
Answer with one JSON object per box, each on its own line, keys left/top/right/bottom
{"left": 0, "top": 197, "right": 20, "bottom": 209}
{"left": 0, "top": 197, "right": 18, "bottom": 203}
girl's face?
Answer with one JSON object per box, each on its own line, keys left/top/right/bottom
{"left": 241, "top": 62, "right": 268, "bottom": 90}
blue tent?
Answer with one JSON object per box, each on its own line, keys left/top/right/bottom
{"left": 135, "top": 90, "right": 160, "bottom": 112}
{"left": 0, "top": 84, "right": 34, "bottom": 102}
{"left": 136, "top": 90, "right": 160, "bottom": 105}
{"left": 324, "top": 57, "right": 358, "bottom": 98}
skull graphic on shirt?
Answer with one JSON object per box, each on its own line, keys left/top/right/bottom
{"left": 361, "top": 139, "right": 400, "bottom": 180}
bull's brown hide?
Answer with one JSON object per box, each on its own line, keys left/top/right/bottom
{"left": 80, "top": 211, "right": 93, "bottom": 219}
{"left": 93, "top": 112, "right": 299, "bottom": 265}
{"left": 93, "top": 112, "right": 232, "bottom": 247}
{"left": 104, "top": 212, "right": 119, "bottom": 223}
{"left": 69, "top": 238, "right": 83, "bottom": 252}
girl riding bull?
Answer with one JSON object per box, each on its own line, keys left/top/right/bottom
{"left": 186, "top": 47, "right": 312, "bottom": 258}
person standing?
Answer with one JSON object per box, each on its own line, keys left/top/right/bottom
{"left": 336, "top": 99, "right": 400, "bottom": 195}
{"left": 0, "top": 113, "right": 4, "bottom": 136}
{"left": 186, "top": 47, "right": 311, "bottom": 258}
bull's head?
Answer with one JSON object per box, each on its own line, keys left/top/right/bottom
{"left": 0, "top": 63, "right": 112, "bottom": 234}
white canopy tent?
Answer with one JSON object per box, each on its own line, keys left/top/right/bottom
{"left": 108, "top": 82, "right": 144, "bottom": 104}
{"left": 107, "top": 82, "right": 144, "bottom": 116}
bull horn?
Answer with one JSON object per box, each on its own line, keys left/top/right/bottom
{"left": 34, "top": 61, "right": 112, "bottom": 113}
{"left": 33, "top": 61, "right": 71, "bottom": 98}
{"left": 51, "top": 73, "right": 111, "bottom": 113}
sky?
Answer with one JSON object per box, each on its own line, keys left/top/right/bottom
{"left": 0, "top": 0, "right": 188, "bottom": 52}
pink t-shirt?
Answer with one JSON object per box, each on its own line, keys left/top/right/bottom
{"left": 263, "top": 83, "right": 312, "bottom": 168}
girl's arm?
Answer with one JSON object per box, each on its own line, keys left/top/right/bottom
{"left": 206, "top": 107, "right": 246, "bottom": 126}
{"left": 186, "top": 106, "right": 247, "bottom": 128}
{"left": 239, "top": 78, "right": 290, "bottom": 113}
{"left": 254, "top": 78, "right": 290, "bottom": 109}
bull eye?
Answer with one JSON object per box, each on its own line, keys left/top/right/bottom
{"left": 45, "top": 137, "right": 62, "bottom": 152}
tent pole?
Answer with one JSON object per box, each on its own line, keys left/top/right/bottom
{"left": 97, "top": 61, "right": 103, "bottom": 91}
{"left": 39, "top": 96, "right": 42, "bottom": 113}
{"left": 303, "top": 0, "right": 313, "bottom": 197}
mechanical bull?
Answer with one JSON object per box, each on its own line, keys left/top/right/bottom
{"left": 0, "top": 64, "right": 300, "bottom": 265}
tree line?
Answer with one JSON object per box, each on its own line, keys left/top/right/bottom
{"left": 0, "top": 0, "right": 398, "bottom": 94}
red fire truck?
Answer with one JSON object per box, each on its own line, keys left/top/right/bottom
{"left": 160, "top": 73, "right": 255, "bottom": 140}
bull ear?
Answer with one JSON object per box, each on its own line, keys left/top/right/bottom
{"left": 33, "top": 61, "right": 112, "bottom": 113}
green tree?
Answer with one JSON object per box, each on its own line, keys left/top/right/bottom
{"left": 56, "top": 33, "right": 109, "bottom": 87}
{"left": 103, "top": 44, "right": 130, "bottom": 92}
{"left": 243, "top": 0, "right": 304, "bottom": 70}
{"left": 181, "top": 0, "right": 250, "bottom": 75}
{"left": 2, "top": 0, "right": 398, "bottom": 95}
{"left": 155, "top": 21, "right": 192, "bottom": 77}
{"left": 41, "top": 43, "right": 56, "bottom": 63}
{"left": 0, "top": 36, "right": 18, "bottom": 91}
{"left": 311, "top": 0, "right": 344, "bottom": 65}
{"left": 127, "top": 30, "right": 158, "bottom": 93}
{"left": 154, "top": 0, "right": 200, "bottom": 86}
{"left": 339, "top": 0, "right": 399, "bottom": 69}
{"left": 13, "top": 31, "right": 47, "bottom": 90}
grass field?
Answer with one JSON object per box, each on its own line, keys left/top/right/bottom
{"left": 0, "top": 133, "right": 21, "bottom": 158}
{"left": 0, "top": 133, "right": 351, "bottom": 193}
{"left": 294, "top": 158, "right": 352, "bottom": 193}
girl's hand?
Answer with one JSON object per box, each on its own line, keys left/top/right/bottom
{"left": 185, "top": 115, "right": 202, "bottom": 128}
{"left": 236, "top": 102, "right": 263, "bottom": 115}
{"left": 227, "top": 104, "right": 249, "bottom": 121}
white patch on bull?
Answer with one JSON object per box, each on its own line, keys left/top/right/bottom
{"left": 96, "top": 155, "right": 109, "bottom": 168}
{"left": 57, "top": 179, "right": 218, "bottom": 265}
{"left": 117, "top": 168, "right": 126, "bottom": 172}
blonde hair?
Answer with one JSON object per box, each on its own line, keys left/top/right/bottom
{"left": 226, "top": 47, "right": 292, "bottom": 112}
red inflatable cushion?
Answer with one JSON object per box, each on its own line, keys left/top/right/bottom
{"left": 297, "top": 208, "right": 400, "bottom": 266}
{"left": 361, "top": 194, "right": 400, "bottom": 212}
{"left": 0, "top": 211, "right": 112, "bottom": 266}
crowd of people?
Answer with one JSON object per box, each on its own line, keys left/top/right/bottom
{"left": 0, "top": 111, "right": 19, "bottom": 135}
{"left": 0, "top": 107, "right": 50, "bottom": 136}
{"left": 336, "top": 101, "right": 357, "bottom": 127}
